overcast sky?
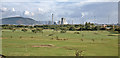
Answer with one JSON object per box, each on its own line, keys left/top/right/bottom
{"left": 0, "top": 0, "right": 119, "bottom": 24}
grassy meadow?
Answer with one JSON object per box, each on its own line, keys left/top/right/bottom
{"left": 2, "top": 29, "right": 118, "bottom": 56}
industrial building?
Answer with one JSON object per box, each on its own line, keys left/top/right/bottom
{"left": 54, "top": 18, "right": 68, "bottom": 25}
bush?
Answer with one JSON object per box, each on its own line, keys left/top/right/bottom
{"left": 69, "top": 27, "right": 76, "bottom": 31}
{"left": 60, "top": 30, "right": 66, "bottom": 33}
{"left": 12, "top": 28, "right": 16, "bottom": 32}
{"left": 31, "top": 28, "right": 43, "bottom": 33}
{"left": 21, "top": 28, "right": 27, "bottom": 32}
{"left": 60, "top": 27, "right": 68, "bottom": 31}
{"left": 36, "top": 28, "right": 43, "bottom": 32}
{"left": 74, "top": 32, "right": 80, "bottom": 34}
{"left": 48, "top": 34, "right": 54, "bottom": 36}
{"left": 32, "top": 29, "right": 37, "bottom": 33}
{"left": 115, "top": 28, "right": 120, "bottom": 33}
{"left": 100, "top": 28, "right": 106, "bottom": 30}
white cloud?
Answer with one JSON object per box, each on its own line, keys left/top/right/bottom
{"left": 38, "top": 8, "right": 51, "bottom": 14}
{"left": 56, "top": 0, "right": 69, "bottom": 2}
{"left": 31, "top": 12, "right": 34, "bottom": 16}
{"left": 0, "top": 7, "right": 7, "bottom": 11}
{"left": 23, "top": 11, "right": 35, "bottom": 16}
{"left": 81, "top": 12, "right": 85, "bottom": 18}
{"left": 81, "top": 12, "right": 89, "bottom": 18}
{"left": 12, "top": 8, "right": 15, "bottom": 12}
{"left": 57, "top": 0, "right": 119, "bottom": 2}
{"left": 1, "top": 0, "right": 119, "bottom": 2}
{"left": 38, "top": 8, "right": 44, "bottom": 12}
{"left": 24, "top": 11, "right": 30, "bottom": 15}
{"left": 8, "top": 15, "right": 20, "bottom": 17}
{"left": 83, "top": 0, "right": 119, "bottom": 2}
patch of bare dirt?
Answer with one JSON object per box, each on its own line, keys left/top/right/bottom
{"left": 0, "top": 37, "right": 8, "bottom": 39}
{"left": 108, "top": 34, "right": 119, "bottom": 36}
{"left": 61, "top": 47, "right": 74, "bottom": 50}
{"left": 51, "top": 38, "right": 68, "bottom": 41}
{"left": 32, "top": 44, "right": 55, "bottom": 47}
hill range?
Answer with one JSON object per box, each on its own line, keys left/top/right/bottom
{"left": 2, "top": 17, "right": 37, "bottom": 25}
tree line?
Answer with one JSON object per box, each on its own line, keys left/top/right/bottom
{"left": 1, "top": 22, "right": 120, "bottom": 32}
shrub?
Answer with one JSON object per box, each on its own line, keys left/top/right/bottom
{"left": 75, "top": 50, "right": 85, "bottom": 56}
{"left": 100, "top": 28, "right": 106, "bottom": 30}
{"left": 69, "top": 27, "right": 76, "bottom": 31}
{"left": 60, "top": 30, "right": 66, "bottom": 33}
{"left": 12, "top": 28, "right": 16, "bottom": 32}
{"left": 21, "top": 28, "right": 27, "bottom": 32}
{"left": 48, "top": 34, "right": 54, "bottom": 36}
{"left": 56, "top": 36, "right": 59, "bottom": 39}
{"left": 74, "top": 32, "right": 80, "bottom": 34}
{"left": 36, "top": 28, "right": 43, "bottom": 32}
{"left": 32, "top": 29, "right": 37, "bottom": 33}
{"left": 31, "top": 28, "right": 43, "bottom": 33}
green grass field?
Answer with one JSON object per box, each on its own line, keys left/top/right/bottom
{"left": 2, "top": 29, "right": 118, "bottom": 56}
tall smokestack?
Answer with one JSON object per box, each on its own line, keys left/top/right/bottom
{"left": 52, "top": 14, "right": 53, "bottom": 25}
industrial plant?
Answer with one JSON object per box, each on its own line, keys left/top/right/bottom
{"left": 54, "top": 18, "right": 68, "bottom": 25}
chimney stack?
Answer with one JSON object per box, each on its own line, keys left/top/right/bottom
{"left": 52, "top": 14, "right": 53, "bottom": 25}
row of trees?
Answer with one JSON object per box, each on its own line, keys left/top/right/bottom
{"left": 1, "top": 22, "right": 120, "bottom": 32}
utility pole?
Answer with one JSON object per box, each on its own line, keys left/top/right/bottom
{"left": 52, "top": 14, "right": 53, "bottom": 25}
{"left": 94, "top": 16, "right": 98, "bottom": 31}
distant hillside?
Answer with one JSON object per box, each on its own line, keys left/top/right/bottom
{"left": 2, "top": 17, "right": 36, "bottom": 25}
